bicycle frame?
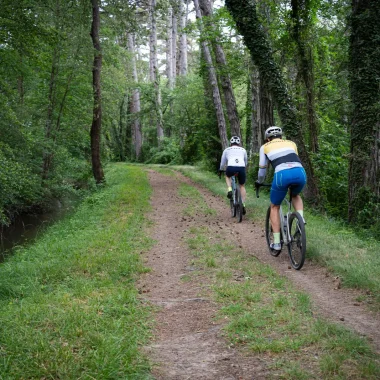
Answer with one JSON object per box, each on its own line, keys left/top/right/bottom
{"left": 279, "top": 196, "right": 292, "bottom": 245}
{"left": 231, "top": 175, "right": 237, "bottom": 204}
{"left": 256, "top": 182, "right": 306, "bottom": 270}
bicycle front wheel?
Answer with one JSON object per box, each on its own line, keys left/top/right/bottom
{"left": 265, "top": 206, "right": 281, "bottom": 257}
{"left": 287, "top": 212, "right": 306, "bottom": 270}
{"left": 235, "top": 187, "right": 243, "bottom": 222}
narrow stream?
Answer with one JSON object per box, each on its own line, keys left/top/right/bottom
{"left": 0, "top": 198, "right": 79, "bottom": 261}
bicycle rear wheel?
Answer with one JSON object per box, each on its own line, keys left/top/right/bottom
{"left": 287, "top": 212, "right": 306, "bottom": 270}
{"left": 230, "top": 199, "right": 236, "bottom": 217}
{"left": 265, "top": 206, "right": 281, "bottom": 257}
{"left": 235, "top": 187, "right": 243, "bottom": 223}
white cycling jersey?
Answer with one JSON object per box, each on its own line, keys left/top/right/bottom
{"left": 219, "top": 146, "right": 247, "bottom": 169}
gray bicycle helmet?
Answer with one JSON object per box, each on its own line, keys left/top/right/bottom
{"left": 230, "top": 135, "right": 241, "bottom": 145}
{"left": 265, "top": 126, "right": 282, "bottom": 139}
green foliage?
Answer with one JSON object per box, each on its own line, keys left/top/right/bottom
{"left": 143, "top": 137, "right": 182, "bottom": 165}
{"left": 0, "top": 144, "right": 41, "bottom": 224}
{"left": 312, "top": 129, "right": 349, "bottom": 219}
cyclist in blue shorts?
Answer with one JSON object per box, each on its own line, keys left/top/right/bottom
{"left": 255, "top": 126, "right": 307, "bottom": 251}
{"left": 219, "top": 136, "right": 248, "bottom": 215}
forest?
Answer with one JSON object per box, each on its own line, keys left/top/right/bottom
{"left": 1, "top": 0, "right": 379, "bottom": 237}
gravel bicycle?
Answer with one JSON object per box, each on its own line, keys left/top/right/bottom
{"left": 219, "top": 171, "right": 243, "bottom": 223}
{"left": 256, "top": 183, "right": 306, "bottom": 270}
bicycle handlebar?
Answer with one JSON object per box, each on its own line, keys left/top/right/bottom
{"left": 255, "top": 182, "right": 271, "bottom": 198}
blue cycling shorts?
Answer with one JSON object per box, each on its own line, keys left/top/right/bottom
{"left": 226, "top": 166, "right": 246, "bottom": 185}
{"left": 270, "top": 167, "right": 307, "bottom": 205}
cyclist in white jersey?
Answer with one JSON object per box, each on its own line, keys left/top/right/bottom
{"left": 255, "top": 126, "right": 307, "bottom": 251}
{"left": 219, "top": 136, "right": 248, "bottom": 214}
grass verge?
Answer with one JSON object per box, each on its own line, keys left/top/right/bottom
{"left": 0, "top": 163, "right": 154, "bottom": 379}
{"left": 172, "top": 165, "right": 380, "bottom": 311}
{"left": 177, "top": 180, "right": 380, "bottom": 379}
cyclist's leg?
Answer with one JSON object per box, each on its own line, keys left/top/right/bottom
{"left": 270, "top": 204, "right": 281, "bottom": 232}
{"left": 289, "top": 168, "right": 307, "bottom": 219}
{"left": 225, "top": 167, "right": 233, "bottom": 198}
{"left": 240, "top": 184, "right": 246, "bottom": 203}
{"left": 292, "top": 195, "right": 303, "bottom": 216}
{"left": 235, "top": 167, "right": 247, "bottom": 214}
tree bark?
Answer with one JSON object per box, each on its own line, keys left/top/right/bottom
{"left": 198, "top": 0, "right": 241, "bottom": 139}
{"left": 348, "top": 0, "right": 380, "bottom": 222}
{"left": 225, "top": 0, "right": 319, "bottom": 201}
{"left": 149, "top": 0, "right": 164, "bottom": 141}
{"left": 167, "top": 7, "right": 174, "bottom": 89}
{"left": 172, "top": 6, "right": 178, "bottom": 79}
{"left": 193, "top": 0, "right": 228, "bottom": 149}
{"left": 90, "top": 0, "right": 104, "bottom": 184}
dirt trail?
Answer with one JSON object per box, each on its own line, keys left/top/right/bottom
{"left": 140, "top": 170, "right": 380, "bottom": 379}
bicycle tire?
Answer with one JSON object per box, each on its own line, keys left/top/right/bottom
{"left": 235, "top": 187, "right": 243, "bottom": 223}
{"left": 287, "top": 212, "right": 306, "bottom": 270}
{"left": 265, "top": 206, "right": 281, "bottom": 257}
{"left": 230, "top": 199, "right": 235, "bottom": 217}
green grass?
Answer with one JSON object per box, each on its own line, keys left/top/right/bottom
{"left": 184, "top": 221, "right": 380, "bottom": 379}
{"left": 174, "top": 165, "right": 380, "bottom": 310}
{"left": 0, "top": 163, "right": 154, "bottom": 379}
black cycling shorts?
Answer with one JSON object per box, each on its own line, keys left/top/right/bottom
{"left": 225, "top": 166, "right": 246, "bottom": 185}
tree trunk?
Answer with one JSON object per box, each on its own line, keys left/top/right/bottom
{"left": 290, "top": 0, "right": 319, "bottom": 153}
{"left": 348, "top": 0, "right": 380, "bottom": 222}
{"left": 90, "top": 0, "right": 104, "bottom": 184}
{"left": 249, "top": 67, "right": 273, "bottom": 155}
{"left": 172, "top": 7, "right": 178, "bottom": 79}
{"left": 198, "top": 0, "right": 241, "bottom": 139}
{"left": 225, "top": 0, "right": 319, "bottom": 202}
{"left": 193, "top": 0, "right": 228, "bottom": 149}
{"left": 178, "top": 0, "right": 188, "bottom": 76}
{"left": 167, "top": 7, "right": 174, "bottom": 89}
{"left": 127, "top": 34, "right": 142, "bottom": 160}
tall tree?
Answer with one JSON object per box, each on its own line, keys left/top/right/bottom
{"left": 172, "top": 4, "right": 178, "bottom": 80}
{"left": 194, "top": 0, "right": 228, "bottom": 149}
{"left": 290, "top": 0, "right": 319, "bottom": 153}
{"left": 348, "top": 0, "right": 380, "bottom": 223}
{"left": 249, "top": 67, "right": 274, "bottom": 155}
{"left": 167, "top": 7, "right": 174, "bottom": 89}
{"left": 198, "top": 0, "right": 241, "bottom": 139}
{"left": 178, "top": 0, "right": 188, "bottom": 75}
{"left": 225, "top": 0, "right": 319, "bottom": 201}
{"left": 128, "top": 34, "right": 142, "bottom": 160}
{"left": 149, "top": 0, "right": 164, "bottom": 141}
{"left": 90, "top": 0, "right": 104, "bottom": 184}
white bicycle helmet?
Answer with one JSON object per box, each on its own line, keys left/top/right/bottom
{"left": 265, "top": 126, "right": 282, "bottom": 139}
{"left": 230, "top": 136, "right": 241, "bottom": 145}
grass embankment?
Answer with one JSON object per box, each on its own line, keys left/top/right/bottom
{"left": 174, "top": 165, "right": 380, "bottom": 311}
{"left": 0, "top": 164, "right": 153, "bottom": 379}
{"left": 177, "top": 178, "right": 380, "bottom": 379}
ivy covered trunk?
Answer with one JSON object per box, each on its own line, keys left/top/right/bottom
{"left": 348, "top": 0, "right": 380, "bottom": 224}
{"left": 90, "top": 0, "right": 104, "bottom": 184}
{"left": 290, "top": 0, "right": 319, "bottom": 153}
{"left": 225, "top": 0, "right": 319, "bottom": 202}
